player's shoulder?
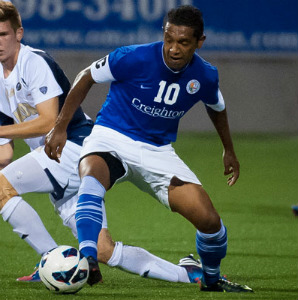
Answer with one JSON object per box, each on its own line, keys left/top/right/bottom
{"left": 108, "top": 42, "right": 161, "bottom": 79}
{"left": 19, "top": 44, "right": 46, "bottom": 63}
{"left": 18, "top": 45, "right": 60, "bottom": 79}
{"left": 193, "top": 53, "right": 218, "bottom": 72}
{"left": 115, "top": 41, "right": 161, "bottom": 54}
{"left": 110, "top": 41, "right": 161, "bottom": 63}
{"left": 18, "top": 45, "right": 49, "bottom": 73}
{"left": 191, "top": 53, "right": 219, "bottom": 82}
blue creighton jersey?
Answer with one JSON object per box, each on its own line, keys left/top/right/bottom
{"left": 91, "top": 41, "right": 225, "bottom": 146}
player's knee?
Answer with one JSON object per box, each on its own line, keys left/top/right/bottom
{"left": 198, "top": 211, "right": 221, "bottom": 234}
{"left": 97, "top": 228, "right": 115, "bottom": 264}
{"left": 0, "top": 158, "right": 12, "bottom": 170}
{"left": 0, "top": 173, "right": 18, "bottom": 210}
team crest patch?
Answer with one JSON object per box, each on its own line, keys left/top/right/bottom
{"left": 186, "top": 80, "right": 200, "bottom": 94}
{"left": 39, "top": 86, "right": 48, "bottom": 94}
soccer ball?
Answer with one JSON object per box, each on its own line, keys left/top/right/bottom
{"left": 39, "top": 245, "right": 89, "bottom": 294}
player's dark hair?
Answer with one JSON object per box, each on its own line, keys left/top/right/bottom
{"left": 0, "top": 1, "right": 22, "bottom": 32}
{"left": 163, "top": 5, "right": 204, "bottom": 40}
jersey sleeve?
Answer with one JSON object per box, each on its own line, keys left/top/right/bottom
{"left": 205, "top": 89, "right": 226, "bottom": 111}
{"left": 90, "top": 55, "right": 116, "bottom": 83}
{"left": 200, "top": 66, "right": 226, "bottom": 112}
{"left": 91, "top": 46, "right": 138, "bottom": 83}
{"left": 107, "top": 46, "right": 140, "bottom": 81}
{"left": 0, "top": 112, "right": 14, "bottom": 145}
{"left": 24, "top": 54, "right": 63, "bottom": 106}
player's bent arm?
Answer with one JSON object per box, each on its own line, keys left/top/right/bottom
{"left": 205, "top": 107, "right": 235, "bottom": 153}
{"left": 55, "top": 66, "right": 95, "bottom": 130}
{"left": 0, "top": 141, "right": 14, "bottom": 170}
{"left": 45, "top": 67, "right": 95, "bottom": 162}
{"left": 205, "top": 106, "right": 240, "bottom": 186}
{"left": 0, "top": 97, "right": 58, "bottom": 139}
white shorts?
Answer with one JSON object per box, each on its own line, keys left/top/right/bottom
{"left": 81, "top": 125, "right": 201, "bottom": 209}
{"left": 1, "top": 140, "right": 108, "bottom": 236}
{"left": 0, "top": 137, "right": 11, "bottom": 145}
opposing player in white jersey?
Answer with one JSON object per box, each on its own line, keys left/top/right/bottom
{"left": 0, "top": 1, "right": 203, "bottom": 285}
{"left": 46, "top": 5, "right": 253, "bottom": 293}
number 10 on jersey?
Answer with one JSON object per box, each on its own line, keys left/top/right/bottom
{"left": 154, "top": 81, "right": 180, "bottom": 105}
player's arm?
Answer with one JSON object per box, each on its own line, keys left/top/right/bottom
{"left": 0, "top": 97, "right": 58, "bottom": 139}
{"left": 0, "top": 140, "right": 14, "bottom": 170}
{"left": 205, "top": 105, "right": 240, "bottom": 186}
{"left": 45, "top": 67, "right": 96, "bottom": 162}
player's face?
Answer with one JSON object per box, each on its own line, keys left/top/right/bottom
{"left": 0, "top": 21, "right": 23, "bottom": 66}
{"left": 163, "top": 22, "right": 205, "bottom": 71}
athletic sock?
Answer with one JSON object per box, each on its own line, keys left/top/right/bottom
{"left": 0, "top": 196, "right": 57, "bottom": 255}
{"left": 196, "top": 220, "right": 227, "bottom": 285}
{"left": 76, "top": 176, "right": 105, "bottom": 260}
{"left": 107, "top": 242, "right": 190, "bottom": 283}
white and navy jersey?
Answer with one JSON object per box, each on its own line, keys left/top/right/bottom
{"left": 91, "top": 41, "right": 225, "bottom": 146}
{"left": 0, "top": 44, "right": 93, "bottom": 149}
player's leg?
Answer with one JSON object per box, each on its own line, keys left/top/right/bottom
{"left": 104, "top": 240, "right": 195, "bottom": 283}
{"left": 168, "top": 181, "right": 225, "bottom": 283}
{"left": 135, "top": 143, "right": 252, "bottom": 292}
{"left": 168, "top": 180, "right": 252, "bottom": 292}
{"left": 76, "top": 154, "right": 112, "bottom": 285}
{"left": 76, "top": 154, "right": 109, "bottom": 259}
{"left": 0, "top": 155, "right": 58, "bottom": 255}
{"left": 130, "top": 143, "right": 225, "bottom": 285}
{"left": 0, "top": 140, "right": 14, "bottom": 170}
{"left": 1, "top": 140, "right": 84, "bottom": 282}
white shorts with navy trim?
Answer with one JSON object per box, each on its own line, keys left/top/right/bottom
{"left": 1, "top": 140, "right": 108, "bottom": 236}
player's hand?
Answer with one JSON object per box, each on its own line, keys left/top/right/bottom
{"left": 223, "top": 149, "right": 240, "bottom": 186}
{"left": 44, "top": 126, "right": 67, "bottom": 163}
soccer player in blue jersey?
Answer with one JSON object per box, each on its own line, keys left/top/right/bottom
{"left": 0, "top": 1, "right": 203, "bottom": 285}
{"left": 45, "top": 5, "right": 253, "bottom": 293}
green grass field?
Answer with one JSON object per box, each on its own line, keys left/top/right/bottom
{"left": 0, "top": 133, "right": 297, "bottom": 300}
